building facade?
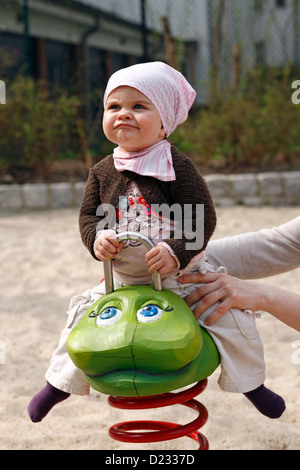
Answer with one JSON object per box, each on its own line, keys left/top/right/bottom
{"left": 1, "top": 0, "right": 299, "bottom": 110}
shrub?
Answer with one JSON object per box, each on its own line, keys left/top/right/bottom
{"left": 0, "top": 75, "right": 82, "bottom": 178}
{"left": 172, "top": 70, "right": 300, "bottom": 172}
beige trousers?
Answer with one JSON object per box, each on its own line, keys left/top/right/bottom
{"left": 45, "top": 271, "right": 265, "bottom": 395}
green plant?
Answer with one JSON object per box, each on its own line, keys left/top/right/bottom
{"left": 0, "top": 75, "right": 81, "bottom": 177}
{"left": 172, "top": 69, "right": 300, "bottom": 172}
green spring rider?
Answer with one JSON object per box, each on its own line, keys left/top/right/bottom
{"left": 67, "top": 232, "right": 220, "bottom": 448}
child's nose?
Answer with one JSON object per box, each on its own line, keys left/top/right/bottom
{"left": 117, "top": 108, "right": 132, "bottom": 120}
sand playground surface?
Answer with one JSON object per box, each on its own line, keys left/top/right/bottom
{"left": 0, "top": 205, "right": 300, "bottom": 451}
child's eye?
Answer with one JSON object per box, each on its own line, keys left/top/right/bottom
{"left": 134, "top": 104, "right": 144, "bottom": 109}
{"left": 109, "top": 104, "right": 119, "bottom": 110}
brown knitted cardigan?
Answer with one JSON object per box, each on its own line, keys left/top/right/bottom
{"left": 79, "top": 145, "right": 216, "bottom": 270}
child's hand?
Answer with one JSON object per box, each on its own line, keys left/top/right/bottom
{"left": 93, "top": 230, "right": 124, "bottom": 261}
{"left": 145, "top": 244, "right": 177, "bottom": 276}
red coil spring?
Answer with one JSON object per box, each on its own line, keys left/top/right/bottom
{"left": 108, "top": 379, "right": 209, "bottom": 450}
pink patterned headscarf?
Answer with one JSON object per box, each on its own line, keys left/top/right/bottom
{"left": 104, "top": 61, "right": 196, "bottom": 137}
{"left": 103, "top": 62, "right": 196, "bottom": 181}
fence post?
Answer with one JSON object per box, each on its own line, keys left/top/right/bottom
{"left": 294, "top": 0, "right": 300, "bottom": 66}
{"left": 22, "top": 0, "right": 32, "bottom": 75}
{"left": 140, "top": 0, "right": 148, "bottom": 61}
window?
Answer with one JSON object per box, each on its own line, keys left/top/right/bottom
{"left": 0, "top": 32, "right": 26, "bottom": 77}
{"left": 275, "top": 0, "right": 286, "bottom": 8}
{"left": 46, "top": 39, "right": 76, "bottom": 88}
{"left": 254, "top": 0, "right": 264, "bottom": 12}
{"left": 255, "top": 41, "right": 266, "bottom": 67}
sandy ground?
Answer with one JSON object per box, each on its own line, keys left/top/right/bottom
{"left": 0, "top": 206, "right": 300, "bottom": 451}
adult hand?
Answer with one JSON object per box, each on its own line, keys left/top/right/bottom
{"left": 177, "top": 272, "right": 260, "bottom": 325}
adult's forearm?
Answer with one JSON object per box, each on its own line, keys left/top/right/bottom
{"left": 179, "top": 271, "right": 300, "bottom": 332}
{"left": 257, "top": 284, "right": 300, "bottom": 332}
{"left": 206, "top": 217, "right": 300, "bottom": 279}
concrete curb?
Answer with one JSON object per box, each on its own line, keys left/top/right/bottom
{"left": 205, "top": 171, "right": 300, "bottom": 207}
{"left": 0, "top": 171, "right": 299, "bottom": 212}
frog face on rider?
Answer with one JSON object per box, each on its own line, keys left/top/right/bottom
{"left": 103, "top": 86, "right": 165, "bottom": 153}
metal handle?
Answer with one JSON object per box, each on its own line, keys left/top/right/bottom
{"left": 103, "top": 231, "right": 162, "bottom": 294}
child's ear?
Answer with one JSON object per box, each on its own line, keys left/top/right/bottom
{"left": 160, "top": 123, "right": 166, "bottom": 138}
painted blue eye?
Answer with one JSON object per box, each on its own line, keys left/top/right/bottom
{"left": 137, "top": 304, "right": 163, "bottom": 323}
{"left": 96, "top": 307, "right": 122, "bottom": 327}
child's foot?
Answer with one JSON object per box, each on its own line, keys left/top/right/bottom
{"left": 244, "top": 385, "right": 285, "bottom": 419}
{"left": 28, "top": 382, "right": 70, "bottom": 422}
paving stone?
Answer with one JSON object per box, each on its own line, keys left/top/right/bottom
{"left": 0, "top": 185, "right": 23, "bottom": 209}
{"left": 23, "top": 183, "right": 48, "bottom": 209}
{"left": 50, "top": 183, "right": 73, "bottom": 208}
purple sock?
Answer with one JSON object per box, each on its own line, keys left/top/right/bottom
{"left": 244, "top": 385, "right": 285, "bottom": 419}
{"left": 28, "top": 382, "right": 70, "bottom": 422}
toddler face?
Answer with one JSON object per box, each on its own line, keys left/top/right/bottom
{"left": 103, "top": 86, "right": 165, "bottom": 152}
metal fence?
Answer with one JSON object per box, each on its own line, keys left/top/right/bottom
{"left": 83, "top": 0, "right": 300, "bottom": 101}
{"left": 1, "top": 0, "right": 299, "bottom": 104}
{"left": 0, "top": 0, "right": 299, "bottom": 169}
{"left": 145, "top": 0, "right": 300, "bottom": 103}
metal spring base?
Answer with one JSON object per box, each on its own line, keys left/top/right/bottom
{"left": 108, "top": 379, "right": 209, "bottom": 450}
